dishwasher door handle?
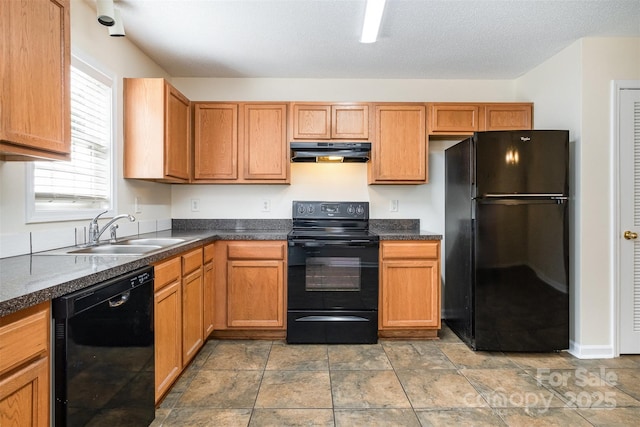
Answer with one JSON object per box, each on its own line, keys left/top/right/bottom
{"left": 108, "top": 291, "right": 130, "bottom": 308}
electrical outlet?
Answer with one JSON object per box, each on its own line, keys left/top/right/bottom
{"left": 261, "top": 199, "right": 271, "bottom": 212}
{"left": 191, "top": 198, "right": 200, "bottom": 212}
{"left": 390, "top": 199, "right": 399, "bottom": 212}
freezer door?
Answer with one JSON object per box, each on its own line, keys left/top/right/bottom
{"left": 474, "top": 198, "right": 569, "bottom": 351}
{"left": 474, "top": 130, "right": 569, "bottom": 197}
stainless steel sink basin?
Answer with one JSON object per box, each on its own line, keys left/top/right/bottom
{"left": 67, "top": 245, "right": 163, "bottom": 255}
{"left": 115, "top": 238, "right": 186, "bottom": 246}
{"left": 35, "top": 236, "right": 188, "bottom": 256}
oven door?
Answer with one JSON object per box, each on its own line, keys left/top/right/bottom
{"left": 287, "top": 239, "right": 379, "bottom": 311}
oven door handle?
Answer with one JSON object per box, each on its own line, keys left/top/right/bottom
{"left": 289, "top": 239, "right": 378, "bottom": 247}
{"left": 295, "top": 315, "right": 370, "bottom": 322}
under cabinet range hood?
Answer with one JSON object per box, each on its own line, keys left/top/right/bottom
{"left": 290, "top": 142, "right": 371, "bottom": 163}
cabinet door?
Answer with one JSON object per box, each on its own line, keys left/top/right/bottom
{"left": 165, "top": 84, "right": 190, "bottom": 180}
{"left": 429, "top": 104, "right": 480, "bottom": 134}
{"left": 332, "top": 105, "right": 369, "bottom": 139}
{"left": 0, "top": 357, "right": 49, "bottom": 427}
{"left": 227, "top": 260, "right": 284, "bottom": 328}
{"left": 484, "top": 104, "right": 532, "bottom": 130}
{"left": 202, "top": 244, "right": 215, "bottom": 340}
{"left": 182, "top": 268, "right": 204, "bottom": 366}
{"left": 242, "top": 104, "right": 288, "bottom": 180}
{"left": 372, "top": 105, "right": 427, "bottom": 183}
{"left": 0, "top": 0, "right": 70, "bottom": 160}
{"left": 194, "top": 103, "right": 238, "bottom": 180}
{"left": 292, "top": 104, "right": 331, "bottom": 139}
{"left": 154, "top": 280, "right": 181, "bottom": 403}
{"left": 380, "top": 259, "right": 440, "bottom": 329}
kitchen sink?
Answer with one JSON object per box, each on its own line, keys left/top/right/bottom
{"left": 114, "top": 238, "right": 186, "bottom": 246}
{"left": 35, "top": 237, "right": 188, "bottom": 256}
{"left": 66, "top": 244, "right": 163, "bottom": 255}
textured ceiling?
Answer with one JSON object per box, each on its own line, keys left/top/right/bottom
{"left": 104, "top": 0, "right": 640, "bottom": 79}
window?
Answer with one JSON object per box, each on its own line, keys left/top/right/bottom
{"left": 27, "top": 56, "right": 115, "bottom": 222}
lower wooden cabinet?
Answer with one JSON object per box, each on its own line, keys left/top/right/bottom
{"left": 379, "top": 241, "right": 441, "bottom": 338}
{"left": 181, "top": 248, "right": 204, "bottom": 367}
{"left": 213, "top": 241, "right": 286, "bottom": 337}
{"left": 153, "top": 257, "right": 182, "bottom": 403}
{"left": 203, "top": 243, "right": 215, "bottom": 337}
{"left": 153, "top": 246, "right": 204, "bottom": 403}
{"left": 0, "top": 302, "right": 50, "bottom": 427}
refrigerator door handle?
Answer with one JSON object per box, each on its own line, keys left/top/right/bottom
{"left": 482, "top": 193, "right": 567, "bottom": 199}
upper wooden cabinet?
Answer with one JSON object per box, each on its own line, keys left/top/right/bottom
{"left": 0, "top": 0, "right": 70, "bottom": 161}
{"left": 428, "top": 102, "right": 533, "bottom": 136}
{"left": 370, "top": 104, "right": 427, "bottom": 184}
{"left": 124, "top": 78, "right": 191, "bottom": 182}
{"left": 291, "top": 103, "right": 369, "bottom": 140}
{"left": 193, "top": 102, "right": 288, "bottom": 183}
{"left": 193, "top": 103, "right": 238, "bottom": 181}
{"left": 242, "top": 104, "right": 289, "bottom": 181}
{"left": 483, "top": 103, "right": 533, "bottom": 130}
{"left": 429, "top": 104, "right": 481, "bottom": 134}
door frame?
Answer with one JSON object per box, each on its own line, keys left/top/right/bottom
{"left": 612, "top": 80, "right": 640, "bottom": 357}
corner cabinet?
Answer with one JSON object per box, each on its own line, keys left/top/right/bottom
{"left": 0, "top": 302, "right": 50, "bottom": 427}
{"left": 379, "top": 241, "right": 441, "bottom": 338}
{"left": 193, "top": 103, "right": 289, "bottom": 183}
{"left": 369, "top": 104, "right": 427, "bottom": 184}
{"left": 0, "top": 0, "right": 70, "bottom": 161}
{"left": 213, "top": 241, "right": 286, "bottom": 338}
{"left": 124, "top": 78, "right": 191, "bottom": 182}
{"left": 291, "top": 103, "right": 369, "bottom": 140}
{"left": 428, "top": 103, "right": 533, "bottom": 136}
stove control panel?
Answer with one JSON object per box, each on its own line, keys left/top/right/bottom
{"left": 292, "top": 201, "right": 369, "bottom": 220}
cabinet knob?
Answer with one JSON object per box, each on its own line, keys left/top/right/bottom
{"left": 624, "top": 230, "right": 638, "bottom": 240}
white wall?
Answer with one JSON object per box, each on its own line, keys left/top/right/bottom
{"left": 0, "top": 0, "right": 172, "bottom": 253}
{"left": 516, "top": 37, "right": 640, "bottom": 357}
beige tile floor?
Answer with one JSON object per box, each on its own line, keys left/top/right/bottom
{"left": 151, "top": 326, "right": 640, "bottom": 426}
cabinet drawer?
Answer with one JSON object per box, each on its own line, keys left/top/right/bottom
{"left": 182, "top": 248, "right": 203, "bottom": 276}
{"left": 381, "top": 241, "right": 440, "bottom": 260}
{"left": 154, "top": 257, "right": 181, "bottom": 291}
{"left": 0, "top": 302, "right": 49, "bottom": 374}
{"left": 227, "top": 242, "right": 285, "bottom": 260}
{"left": 204, "top": 244, "right": 214, "bottom": 264}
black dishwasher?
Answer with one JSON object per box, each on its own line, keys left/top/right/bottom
{"left": 53, "top": 266, "right": 154, "bottom": 427}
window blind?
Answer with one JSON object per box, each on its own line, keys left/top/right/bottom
{"left": 34, "top": 66, "right": 112, "bottom": 211}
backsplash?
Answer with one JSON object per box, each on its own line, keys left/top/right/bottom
{"left": 0, "top": 218, "right": 172, "bottom": 259}
{"left": 172, "top": 218, "right": 292, "bottom": 231}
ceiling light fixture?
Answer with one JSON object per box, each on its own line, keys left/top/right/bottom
{"left": 96, "top": 0, "right": 116, "bottom": 26}
{"left": 360, "top": 0, "right": 386, "bottom": 43}
{"left": 108, "top": 8, "right": 125, "bottom": 37}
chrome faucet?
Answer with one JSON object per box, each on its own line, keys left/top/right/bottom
{"left": 88, "top": 211, "right": 136, "bottom": 245}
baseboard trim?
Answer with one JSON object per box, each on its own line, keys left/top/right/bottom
{"left": 568, "top": 340, "right": 615, "bottom": 359}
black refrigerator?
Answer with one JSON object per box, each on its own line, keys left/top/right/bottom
{"left": 444, "top": 130, "right": 569, "bottom": 352}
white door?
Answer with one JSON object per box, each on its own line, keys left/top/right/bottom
{"left": 619, "top": 86, "right": 640, "bottom": 354}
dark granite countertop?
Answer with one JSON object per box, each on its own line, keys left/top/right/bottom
{"left": 0, "top": 228, "right": 288, "bottom": 317}
{"left": 374, "top": 230, "right": 443, "bottom": 240}
{"left": 1, "top": 219, "right": 441, "bottom": 317}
